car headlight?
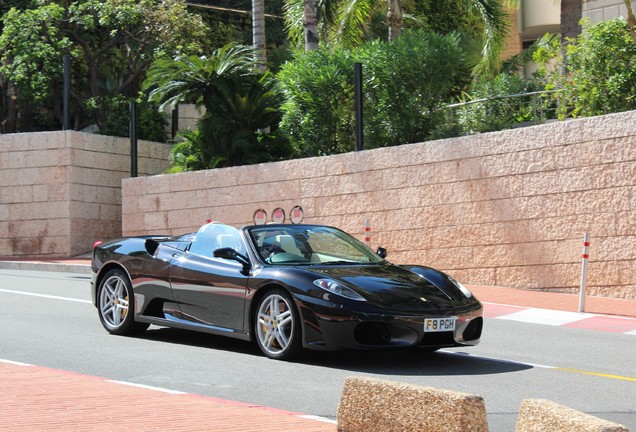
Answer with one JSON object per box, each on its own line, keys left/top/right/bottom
{"left": 449, "top": 277, "right": 473, "bottom": 298}
{"left": 313, "top": 279, "right": 366, "bottom": 301}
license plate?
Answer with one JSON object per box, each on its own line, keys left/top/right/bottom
{"left": 424, "top": 317, "right": 456, "bottom": 332}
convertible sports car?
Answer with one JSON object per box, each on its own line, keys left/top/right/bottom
{"left": 91, "top": 222, "right": 483, "bottom": 360}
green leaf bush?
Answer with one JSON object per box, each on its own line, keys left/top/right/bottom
{"left": 277, "top": 29, "right": 468, "bottom": 156}
{"left": 534, "top": 18, "right": 636, "bottom": 118}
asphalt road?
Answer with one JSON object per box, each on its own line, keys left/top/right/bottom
{"left": 0, "top": 269, "right": 634, "bottom": 431}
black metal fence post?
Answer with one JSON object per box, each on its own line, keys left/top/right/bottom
{"left": 354, "top": 62, "right": 364, "bottom": 152}
{"left": 63, "top": 55, "right": 70, "bottom": 130}
{"left": 171, "top": 104, "right": 179, "bottom": 140}
{"left": 130, "top": 101, "right": 138, "bottom": 177}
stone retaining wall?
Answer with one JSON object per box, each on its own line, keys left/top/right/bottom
{"left": 0, "top": 131, "right": 169, "bottom": 257}
{"left": 122, "top": 111, "right": 636, "bottom": 299}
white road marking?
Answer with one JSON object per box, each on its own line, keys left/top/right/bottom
{"left": 106, "top": 380, "right": 187, "bottom": 394}
{"left": 298, "top": 415, "right": 338, "bottom": 424}
{"left": 0, "top": 359, "right": 34, "bottom": 366}
{"left": 494, "top": 308, "right": 594, "bottom": 326}
{"left": 0, "top": 288, "right": 91, "bottom": 304}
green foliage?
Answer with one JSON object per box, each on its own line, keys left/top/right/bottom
{"left": 96, "top": 95, "right": 168, "bottom": 143}
{"left": 166, "top": 129, "right": 211, "bottom": 173}
{"left": 0, "top": 4, "right": 72, "bottom": 102}
{"left": 359, "top": 30, "right": 467, "bottom": 148}
{"left": 277, "top": 48, "right": 355, "bottom": 156}
{"left": 277, "top": 29, "right": 468, "bottom": 155}
{"left": 145, "top": 44, "right": 295, "bottom": 170}
{"left": 284, "top": 0, "right": 508, "bottom": 75}
{"left": 454, "top": 73, "right": 540, "bottom": 133}
{"left": 144, "top": 45, "right": 257, "bottom": 112}
{"left": 0, "top": 0, "right": 210, "bottom": 132}
{"left": 534, "top": 18, "right": 636, "bottom": 118}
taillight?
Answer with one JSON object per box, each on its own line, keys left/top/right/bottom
{"left": 93, "top": 240, "right": 103, "bottom": 249}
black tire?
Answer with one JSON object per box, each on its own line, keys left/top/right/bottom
{"left": 97, "top": 268, "right": 149, "bottom": 335}
{"left": 254, "top": 288, "right": 302, "bottom": 360}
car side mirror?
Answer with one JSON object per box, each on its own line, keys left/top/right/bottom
{"left": 213, "top": 247, "right": 251, "bottom": 272}
{"left": 376, "top": 247, "right": 388, "bottom": 259}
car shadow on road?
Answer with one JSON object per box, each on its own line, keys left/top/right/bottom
{"left": 300, "top": 349, "right": 533, "bottom": 376}
{"left": 137, "top": 327, "right": 532, "bottom": 376}
{"left": 138, "top": 327, "right": 262, "bottom": 356}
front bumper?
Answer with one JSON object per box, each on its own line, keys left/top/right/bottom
{"left": 295, "top": 294, "right": 483, "bottom": 351}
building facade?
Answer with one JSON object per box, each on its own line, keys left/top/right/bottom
{"left": 506, "top": 0, "right": 634, "bottom": 58}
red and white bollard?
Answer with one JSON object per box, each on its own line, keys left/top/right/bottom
{"left": 364, "top": 219, "right": 371, "bottom": 247}
{"left": 578, "top": 233, "right": 590, "bottom": 313}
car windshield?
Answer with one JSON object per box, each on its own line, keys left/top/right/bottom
{"left": 247, "top": 225, "right": 384, "bottom": 265}
{"left": 189, "top": 223, "right": 246, "bottom": 258}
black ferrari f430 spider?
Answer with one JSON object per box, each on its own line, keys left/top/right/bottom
{"left": 91, "top": 222, "right": 483, "bottom": 360}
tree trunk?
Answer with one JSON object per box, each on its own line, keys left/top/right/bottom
{"left": 1, "top": 83, "right": 18, "bottom": 133}
{"left": 1, "top": 56, "right": 18, "bottom": 133}
{"left": 252, "top": 0, "right": 267, "bottom": 71}
{"left": 624, "top": 0, "right": 636, "bottom": 44}
{"left": 560, "top": 0, "right": 582, "bottom": 74}
{"left": 387, "top": 0, "right": 403, "bottom": 41}
{"left": 304, "top": 0, "right": 319, "bottom": 51}
{"left": 560, "top": 0, "right": 582, "bottom": 44}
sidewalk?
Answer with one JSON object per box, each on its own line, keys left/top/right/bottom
{"left": 0, "top": 360, "right": 337, "bottom": 432}
{"left": 468, "top": 284, "right": 636, "bottom": 319}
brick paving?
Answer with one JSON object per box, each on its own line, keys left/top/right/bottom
{"left": 0, "top": 362, "right": 337, "bottom": 432}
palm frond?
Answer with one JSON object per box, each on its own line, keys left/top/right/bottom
{"left": 330, "top": 0, "right": 374, "bottom": 48}
{"left": 467, "top": 0, "right": 510, "bottom": 76}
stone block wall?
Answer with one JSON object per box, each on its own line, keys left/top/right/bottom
{"left": 0, "top": 131, "right": 169, "bottom": 257}
{"left": 174, "top": 104, "right": 205, "bottom": 133}
{"left": 122, "top": 111, "right": 636, "bottom": 300}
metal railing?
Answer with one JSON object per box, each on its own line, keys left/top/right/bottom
{"left": 444, "top": 90, "right": 561, "bottom": 130}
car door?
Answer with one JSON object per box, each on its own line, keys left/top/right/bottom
{"left": 169, "top": 254, "right": 248, "bottom": 332}
{"left": 168, "top": 223, "right": 249, "bottom": 332}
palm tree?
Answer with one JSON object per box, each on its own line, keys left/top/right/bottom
{"left": 304, "top": 0, "right": 320, "bottom": 51}
{"left": 559, "top": 0, "right": 582, "bottom": 43}
{"left": 252, "top": 0, "right": 267, "bottom": 70}
{"left": 386, "top": 0, "right": 403, "bottom": 41}
{"left": 143, "top": 44, "right": 290, "bottom": 169}
{"left": 284, "top": 0, "right": 510, "bottom": 74}
{"left": 143, "top": 44, "right": 256, "bottom": 112}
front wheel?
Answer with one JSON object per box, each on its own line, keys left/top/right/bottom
{"left": 254, "top": 289, "right": 302, "bottom": 360}
{"left": 97, "top": 268, "right": 149, "bottom": 335}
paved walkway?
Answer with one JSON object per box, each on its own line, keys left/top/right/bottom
{"left": 1, "top": 257, "right": 635, "bottom": 430}
{"left": 0, "top": 360, "right": 337, "bottom": 432}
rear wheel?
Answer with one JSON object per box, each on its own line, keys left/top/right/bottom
{"left": 254, "top": 289, "right": 302, "bottom": 360}
{"left": 97, "top": 268, "right": 149, "bottom": 335}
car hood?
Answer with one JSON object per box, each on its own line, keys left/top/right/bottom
{"left": 308, "top": 263, "right": 472, "bottom": 312}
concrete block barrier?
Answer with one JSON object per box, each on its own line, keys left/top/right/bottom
{"left": 515, "top": 399, "right": 630, "bottom": 432}
{"left": 336, "top": 376, "right": 488, "bottom": 432}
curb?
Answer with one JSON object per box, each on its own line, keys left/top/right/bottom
{"left": 0, "top": 261, "right": 91, "bottom": 274}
